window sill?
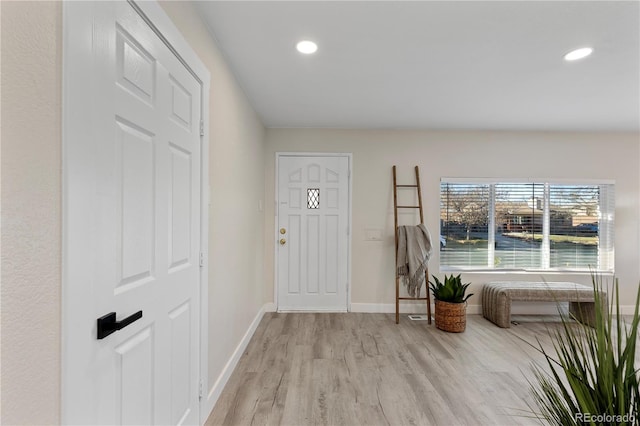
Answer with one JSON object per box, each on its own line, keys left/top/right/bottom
{"left": 439, "top": 267, "right": 614, "bottom": 276}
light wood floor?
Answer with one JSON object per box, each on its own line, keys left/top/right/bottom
{"left": 204, "top": 313, "right": 600, "bottom": 426}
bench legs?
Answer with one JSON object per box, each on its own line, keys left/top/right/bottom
{"left": 483, "top": 289, "right": 512, "bottom": 328}
{"left": 569, "top": 296, "right": 607, "bottom": 328}
{"left": 484, "top": 299, "right": 606, "bottom": 329}
{"left": 568, "top": 302, "right": 595, "bottom": 327}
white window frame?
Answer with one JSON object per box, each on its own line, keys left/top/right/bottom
{"left": 440, "top": 177, "right": 615, "bottom": 274}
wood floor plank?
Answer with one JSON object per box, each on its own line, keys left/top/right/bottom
{"left": 205, "top": 313, "right": 635, "bottom": 426}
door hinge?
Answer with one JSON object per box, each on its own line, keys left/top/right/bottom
{"left": 199, "top": 252, "right": 205, "bottom": 267}
{"left": 199, "top": 379, "right": 204, "bottom": 400}
{"left": 199, "top": 120, "right": 204, "bottom": 137}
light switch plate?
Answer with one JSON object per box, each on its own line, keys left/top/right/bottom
{"left": 365, "top": 228, "right": 383, "bottom": 241}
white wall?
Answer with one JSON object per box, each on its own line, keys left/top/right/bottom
{"left": 159, "top": 1, "right": 266, "bottom": 412}
{"left": 1, "top": 2, "right": 62, "bottom": 424}
{"left": 264, "top": 129, "right": 640, "bottom": 312}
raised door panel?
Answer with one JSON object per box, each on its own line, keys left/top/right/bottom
{"left": 115, "top": 327, "right": 155, "bottom": 425}
{"left": 115, "top": 119, "right": 156, "bottom": 293}
{"left": 324, "top": 214, "right": 339, "bottom": 294}
{"left": 306, "top": 215, "right": 320, "bottom": 294}
{"left": 307, "top": 164, "right": 320, "bottom": 183}
{"left": 168, "top": 144, "right": 192, "bottom": 272}
{"left": 325, "top": 188, "right": 339, "bottom": 210}
{"left": 116, "top": 24, "right": 156, "bottom": 106}
{"left": 289, "top": 188, "right": 301, "bottom": 209}
{"left": 287, "top": 215, "right": 301, "bottom": 294}
{"left": 169, "top": 75, "right": 192, "bottom": 131}
{"left": 168, "top": 302, "right": 192, "bottom": 425}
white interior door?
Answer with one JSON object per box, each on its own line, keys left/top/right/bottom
{"left": 64, "top": 2, "right": 201, "bottom": 424}
{"left": 277, "top": 155, "right": 350, "bottom": 311}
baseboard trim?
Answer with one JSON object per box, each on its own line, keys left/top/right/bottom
{"left": 350, "top": 302, "right": 638, "bottom": 316}
{"left": 348, "top": 302, "right": 484, "bottom": 313}
{"left": 616, "top": 305, "right": 638, "bottom": 315}
{"left": 203, "top": 304, "right": 267, "bottom": 423}
{"left": 278, "top": 307, "right": 348, "bottom": 312}
{"left": 350, "top": 302, "right": 424, "bottom": 314}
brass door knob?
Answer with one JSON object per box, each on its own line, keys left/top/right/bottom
{"left": 279, "top": 238, "right": 286, "bottom": 245}
{"left": 280, "top": 228, "right": 286, "bottom": 235}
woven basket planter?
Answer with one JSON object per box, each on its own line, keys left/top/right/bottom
{"left": 434, "top": 300, "right": 467, "bottom": 333}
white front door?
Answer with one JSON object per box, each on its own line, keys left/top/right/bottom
{"left": 64, "top": 2, "right": 201, "bottom": 424}
{"left": 277, "top": 155, "right": 350, "bottom": 311}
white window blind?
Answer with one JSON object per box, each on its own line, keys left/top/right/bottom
{"left": 440, "top": 180, "right": 615, "bottom": 272}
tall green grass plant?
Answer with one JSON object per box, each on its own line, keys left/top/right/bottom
{"left": 528, "top": 275, "right": 639, "bottom": 425}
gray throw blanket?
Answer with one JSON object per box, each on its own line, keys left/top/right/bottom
{"left": 396, "top": 224, "right": 433, "bottom": 297}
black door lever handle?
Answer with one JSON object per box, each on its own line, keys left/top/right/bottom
{"left": 97, "top": 310, "right": 143, "bottom": 340}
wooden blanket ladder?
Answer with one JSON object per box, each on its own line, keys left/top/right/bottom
{"left": 393, "top": 165, "right": 432, "bottom": 324}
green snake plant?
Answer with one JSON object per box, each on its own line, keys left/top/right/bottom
{"left": 429, "top": 274, "right": 474, "bottom": 303}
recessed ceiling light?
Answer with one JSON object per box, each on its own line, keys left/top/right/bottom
{"left": 564, "top": 47, "right": 593, "bottom": 61}
{"left": 296, "top": 40, "right": 318, "bottom": 54}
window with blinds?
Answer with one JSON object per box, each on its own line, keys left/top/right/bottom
{"left": 440, "top": 179, "right": 615, "bottom": 272}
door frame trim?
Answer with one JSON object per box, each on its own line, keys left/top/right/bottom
{"left": 62, "top": 1, "right": 211, "bottom": 423}
{"left": 274, "top": 152, "right": 353, "bottom": 312}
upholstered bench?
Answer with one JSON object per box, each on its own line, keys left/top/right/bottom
{"left": 482, "top": 281, "right": 604, "bottom": 328}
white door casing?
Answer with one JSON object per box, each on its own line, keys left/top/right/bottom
{"left": 63, "top": 2, "right": 209, "bottom": 424}
{"left": 276, "top": 154, "right": 351, "bottom": 311}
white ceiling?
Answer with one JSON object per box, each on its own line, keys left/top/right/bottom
{"left": 196, "top": 1, "right": 640, "bottom": 131}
